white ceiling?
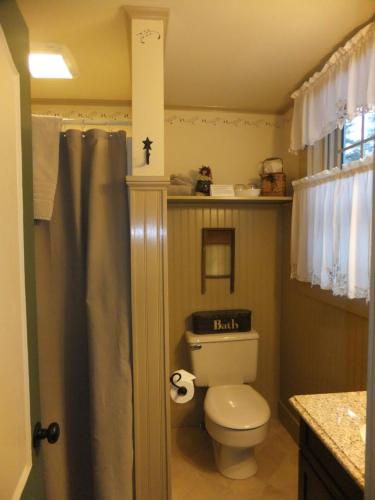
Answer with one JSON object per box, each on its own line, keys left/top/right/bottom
{"left": 18, "top": 0, "right": 375, "bottom": 113}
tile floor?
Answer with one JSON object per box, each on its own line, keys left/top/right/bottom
{"left": 171, "top": 419, "right": 298, "bottom": 500}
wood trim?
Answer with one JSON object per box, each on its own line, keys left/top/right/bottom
{"left": 127, "top": 177, "right": 170, "bottom": 500}
{"left": 278, "top": 400, "right": 299, "bottom": 444}
{"left": 123, "top": 5, "right": 169, "bottom": 24}
{"left": 167, "top": 195, "right": 293, "bottom": 204}
{"left": 201, "top": 228, "right": 235, "bottom": 294}
{"left": 126, "top": 175, "right": 170, "bottom": 188}
{"left": 165, "top": 103, "right": 284, "bottom": 115}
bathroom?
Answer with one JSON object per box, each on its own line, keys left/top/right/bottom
{"left": 0, "top": 1, "right": 374, "bottom": 500}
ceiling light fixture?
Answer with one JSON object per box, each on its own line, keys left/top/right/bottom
{"left": 28, "top": 43, "right": 78, "bottom": 79}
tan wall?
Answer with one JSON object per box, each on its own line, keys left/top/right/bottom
{"left": 168, "top": 201, "right": 283, "bottom": 427}
{"left": 165, "top": 109, "right": 282, "bottom": 185}
{"left": 32, "top": 104, "right": 297, "bottom": 185}
{"left": 279, "top": 205, "right": 368, "bottom": 440}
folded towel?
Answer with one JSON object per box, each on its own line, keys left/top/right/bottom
{"left": 32, "top": 115, "right": 62, "bottom": 220}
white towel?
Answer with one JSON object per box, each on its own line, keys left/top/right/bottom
{"left": 32, "top": 115, "right": 62, "bottom": 220}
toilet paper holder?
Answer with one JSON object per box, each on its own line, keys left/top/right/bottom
{"left": 170, "top": 372, "right": 188, "bottom": 396}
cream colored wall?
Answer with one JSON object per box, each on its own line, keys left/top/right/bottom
{"left": 164, "top": 109, "right": 282, "bottom": 185}
{"left": 32, "top": 104, "right": 300, "bottom": 186}
{"left": 168, "top": 201, "right": 283, "bottom": 427}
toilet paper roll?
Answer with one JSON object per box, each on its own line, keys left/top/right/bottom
{"left": 170, "top": 369, "right": 196, "bottom": 404}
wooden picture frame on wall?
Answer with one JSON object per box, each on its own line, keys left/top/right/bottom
{"left": 201, "top": 228, "right": 235, "bottom": 294}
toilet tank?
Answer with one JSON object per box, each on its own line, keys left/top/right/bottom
{"left": 185, "top": 330, "right": 259, "bottom": 387}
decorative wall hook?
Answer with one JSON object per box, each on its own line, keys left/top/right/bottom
{"left": 143, "top": 137, "right": 153, "bottom": 165}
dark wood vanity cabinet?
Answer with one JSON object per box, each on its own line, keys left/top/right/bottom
{"left": 298, "top": 420, "right": 363, "bottom": 500}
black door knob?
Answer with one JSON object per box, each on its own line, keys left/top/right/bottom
{"left": 33, "top": 421, "right": 60, "bottom": 448}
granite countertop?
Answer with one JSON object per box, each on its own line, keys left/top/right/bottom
{"left": 290, "top": 391, "right": 366, "bottom": 489}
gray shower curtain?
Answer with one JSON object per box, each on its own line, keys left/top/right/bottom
{"left": 34, "top": 129, "right": 133, "bottom": 500}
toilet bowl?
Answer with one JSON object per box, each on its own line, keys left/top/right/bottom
{"left": 204, "top": 384, "right": 270, "bottom": 479}
{"left": 185, "top": 329, "right": 270, "bottom": 479}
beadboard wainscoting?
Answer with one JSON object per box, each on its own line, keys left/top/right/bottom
{"left": 127, "top": 176, "right": 171, "bottom": 500}
{"left": 280, "top": 205, "right": 369, "bottom": 442}
{"left": 168, "top": 200, "right": 284, "bottom": 428}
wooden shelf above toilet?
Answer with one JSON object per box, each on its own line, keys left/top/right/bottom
{"left": 167, "top": 195, "right": 293, "bottom": 204}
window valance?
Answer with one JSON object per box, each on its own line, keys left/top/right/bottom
{"left": 290, "top": 22, "right": 375, "bottom": 152}
{"left": 291, "top": 155, "right": 373, "bottom": 300}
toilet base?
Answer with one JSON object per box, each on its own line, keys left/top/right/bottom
{"left": 212, "top": 439, "right": 258, "bottom": 479}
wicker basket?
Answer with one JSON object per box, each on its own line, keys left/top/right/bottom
{"left": 260, "top": 172, "right": 286, "bottom": 196}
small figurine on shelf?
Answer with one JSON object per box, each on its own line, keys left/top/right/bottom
{"left": 195, "top": 165, "right": 213, "bottom": 196}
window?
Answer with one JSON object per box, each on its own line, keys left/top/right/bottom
{"left": 307, "top": 111, "right": 375, "bottom": 175}
{"left": 299, "top": 111, "right": 374, "bottom": 299}
{"left": 307, "top": 130, "right": 339, "bottom": 175}
{"left": 341, "top": 111, "right": 375, "bottom": 164}
{"left": 291, "top": 162, "right": 372, "bottom": 300}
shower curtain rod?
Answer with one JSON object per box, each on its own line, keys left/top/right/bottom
{"left": 32, "top": 114, "right": 132, "bottom": 126}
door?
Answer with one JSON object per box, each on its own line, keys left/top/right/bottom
{"left": 0, "top": 1, "right": 44, "bottom": 498}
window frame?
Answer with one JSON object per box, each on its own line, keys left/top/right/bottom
{"left": 339, "top": 111, "right": 375, "bottom": 165}
{"left": 307, "top": 111, "right": 374, "bottom": 175}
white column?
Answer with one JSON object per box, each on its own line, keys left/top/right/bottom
{"left": 125, "top": 7, "right": 168, "bottom": 176}
{"left": 123, "top": 7, "right": 171, "bottom": 500}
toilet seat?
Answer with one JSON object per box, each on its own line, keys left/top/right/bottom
{"left": 204, "top": 384, "right": 270, "bottom": 430}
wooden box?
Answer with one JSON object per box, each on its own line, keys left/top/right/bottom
{"left": 192, "top": 309, "right": 251, "bottom": 333}
{"left": 260, "top": 172, "right": 286, "bottom": 196}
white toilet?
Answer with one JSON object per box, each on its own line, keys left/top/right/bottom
{"left": 185, "top": 330, "right": 270, "bottom": 479}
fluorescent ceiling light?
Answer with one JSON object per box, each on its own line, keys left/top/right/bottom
{"left": 28, "top": 44, "right": 77, "bottom": 79}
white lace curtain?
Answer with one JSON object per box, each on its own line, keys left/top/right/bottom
{"left": 290, "top": 22, "right": 375, "bottom": 151}
{"left": 291, "top": 156, "right": 373, "bottom": 300}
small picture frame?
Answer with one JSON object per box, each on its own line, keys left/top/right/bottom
{"left": 210, "top": 184, "right": 235, "bottom": 197}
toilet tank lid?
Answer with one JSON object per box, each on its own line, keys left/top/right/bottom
{"left": 185, "top": 330, "right": 259, "bottom": 344}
